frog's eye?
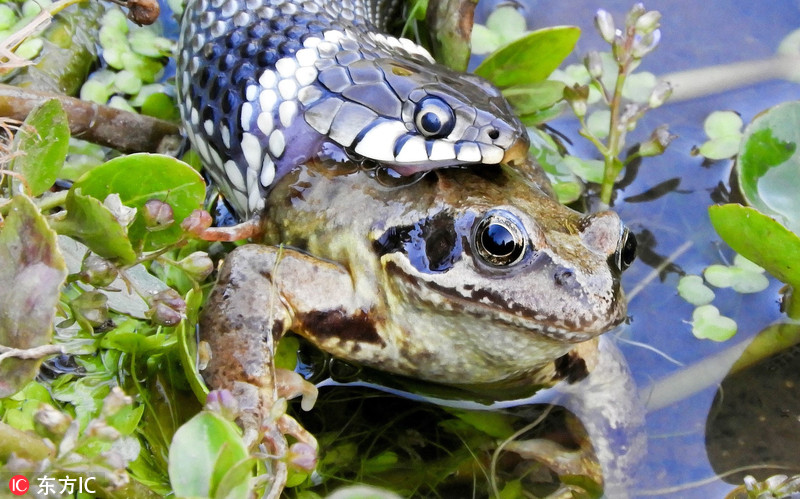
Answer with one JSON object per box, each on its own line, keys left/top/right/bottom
{"left": 414, "top": 96, "right": 455, "bottom": 138}
{"left": 473, "top": 211, "right": 527, "bottom": 267}
{"left": 614, "top": 227, "right": 637, "bottom": 271}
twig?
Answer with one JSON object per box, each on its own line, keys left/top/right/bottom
{"left": 0, "top": 83, "right": 181, "bottom": 153}
{"left": 661, "top": 55, "right": 800, "bottom": 103}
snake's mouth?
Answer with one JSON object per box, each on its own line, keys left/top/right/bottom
{"left": 501, "top": 138, "right": 530, "bottom": 166}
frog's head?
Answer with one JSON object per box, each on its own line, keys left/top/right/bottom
{"left": 372, "top": 167, "right": 636, "bottom": 345}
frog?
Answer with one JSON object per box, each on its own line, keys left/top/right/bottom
{"left": 196, "top": 149, "right": 637, "bottom": 490}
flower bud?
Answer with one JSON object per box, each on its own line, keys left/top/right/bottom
{"left": 181, "top": 209, "right": 214, "bottom": 237}
{"left": 584, "top": 51, "right": 604, "bottom": 79}
{"left": 594, "top": 9, "right": 616, "bottom": 43}
{"left": 146, "top": 289, "right": 186, "bottom": 326}
{"left": 638, "top": 125, "right": 675, "bottom": 157}
{"left": 80, "top": 254, "right": 119, "bottom": 288}
{"left": 177, "top": 251, "right": 214, "bottom": 281}
{"left": 635, "top": 10, "right": 661, "bottom": 34}
{"left": 142, "top": 199, "right": 174, "bottom": 231}
{"left": 205, "top": 390, "right": 239, "bottom": 421}
{"left": 632, "top": 29, "right": 661, "bottom": 59}
{"left": 625, "top": 3, "right": 646, "bottom": 29}
{"left": 287, "top": 442, "right": 318, "bottom": 471}
{"left": 564, "top": 84, "right": 589, "bottom": 118}
{"left": 648, "top": 80, "right": 673, "bottom": 108}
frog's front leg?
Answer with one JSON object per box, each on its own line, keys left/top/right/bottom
{"left": 199, "top": 244, "right": 356, "bottom": 452}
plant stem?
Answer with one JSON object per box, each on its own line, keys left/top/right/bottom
{"left": 599, "top": 63, "right": 628, "bottom": 204}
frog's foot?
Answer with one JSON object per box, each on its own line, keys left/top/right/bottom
{"left": 250, "top": 376, "right": 318, "bottom": 499}
{"left": 181, "top": 209, "right": 263, "bottom": 241}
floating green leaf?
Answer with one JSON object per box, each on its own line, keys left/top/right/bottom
{"left": 0, "top": 195, "right": 67, "bottom": 398}
{"left": 737, "top": 101, "right": 800, "bottom": 234}
{"left": 474, "top": 26, "right": 581, "bottom": 88}
{"left": 704, "top": 254, "right": 770, "bottom": 294}
{"left": 698, "top": 110, "right": 743, "bottom": 160}
{"left": 709, "top": 204, "right": 800, "bottom": 289}
{"left": 677, "top": 275, "right": 715, "bottom": 306}
{"left": 71, "top": 154, "right": 206, "bottom": 251}
{"left": 168, "top": 411, "right": 253, "bottom": 499}
{"left": 141, "top": 92, "right": 180, "bottom": 122}
{"left": 692, "top": 304, "right": 737, "bottom": 342}
{"left": 9, "top": 99, "right": 70, "bottom": 197}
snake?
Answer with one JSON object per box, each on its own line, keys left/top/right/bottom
{"left": 176, "top": 0, "right": 530, "bottom": 218}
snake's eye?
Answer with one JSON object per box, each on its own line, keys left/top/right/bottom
{"left": 473, "top": 210, "right": 527, "bottom": 267}
{"left": 414, "top": 96, "right": 455, "bottom": 138}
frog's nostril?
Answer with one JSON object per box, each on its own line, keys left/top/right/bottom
{"left": 487, "top": 128, "right": 500, "bottom": 140}
{"left": 554, "top": 269, "right": 575, "bottom": 287}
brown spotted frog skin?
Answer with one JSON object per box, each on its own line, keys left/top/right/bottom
{"left": 198, "top": 154, "right": 635, "bottom": 452}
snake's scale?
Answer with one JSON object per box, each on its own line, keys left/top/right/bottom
{"left": 177, "top": 0, "right": 528, "bottom": 217}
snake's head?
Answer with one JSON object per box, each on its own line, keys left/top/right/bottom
{"left": 305, "top": 57, "right": 530, "bottom": 174}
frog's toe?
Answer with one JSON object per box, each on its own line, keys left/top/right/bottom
{"left": 276, "top": 368, "right": 318, "bottom": 411}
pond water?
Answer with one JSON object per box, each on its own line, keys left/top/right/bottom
{"left": 484, "top": 0, "right": 800, "bottom": 496}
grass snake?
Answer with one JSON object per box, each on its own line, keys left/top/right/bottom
{"left": 177, "top": 0, "right": 529, "bottom": 217}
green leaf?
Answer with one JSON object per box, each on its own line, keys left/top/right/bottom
{"left": 50, "top": 188, "right": 137, "bottom": 264}
{"left": 699, "top": 111, "right": 744, "bottom": 160}
{"left": 71, "top": 154, "right": 206, "bottom": 252}
{"left": 620, "top": 71, "right": 657, "bottom": 103}
{"left": 9, "top": 99, "right": 70, "bottom": 196}
{"left": 474, "top": 26, "right": 581, "bottom": 88}
{"left": 737, "top": 101, "right": 800, "bottom": 233}
{"left": 168, "top": 411, "right": 253, "bottom": 498}
{"left": 178, "top": 290, "right": 209, "bottom": 403}
{"left": 703, "top": 262, "right": 769, "bottom": 294}
{"left": 691, "top": 304, "right": 737, "bottom": 342}
{"left": 141, "top": 92, "right": 180, "bottom": 122}
{"left": 562, "top": 156, "right": 604, "bottom": 184}
{"left": 709, "top": 204, "right": 800, "bottom": 289}
{"left": 586, "top": 110, "right": 611, "bottom": 140}
{"left": 0, "top": 195, "right": 67, "bottom": 398}
{"left": 106, "top": 404, "right": 145, "bottom": 436}
{"left": 362, "top": 451, "right": 398, "bottom": 473}
{"left": 471, "top": 6, "right": 528, "bottom": 55}
{"left": 677, "top": 275, "right": 715, "bottom": 306}
{"left": 445, "top": 408, "right": 515, "bottom": 439}
{"left": 274, "top": 334, "right": 300, "bottom": 371}
{"left": 214, "top": 456, "right": 257, "bottom": 499}
{"left": 498, "top": 479, "right": 523, "bottom": 499}
{"left": 502, "top": 80, "right": 565, "bottom": 117}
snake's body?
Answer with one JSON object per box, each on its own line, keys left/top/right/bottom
{"left": 177, "top": 0, "right": 528, "bottom": 218}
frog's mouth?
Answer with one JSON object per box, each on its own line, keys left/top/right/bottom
{"left": 384, "top": 258, "right": 627, "bottom": 344}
